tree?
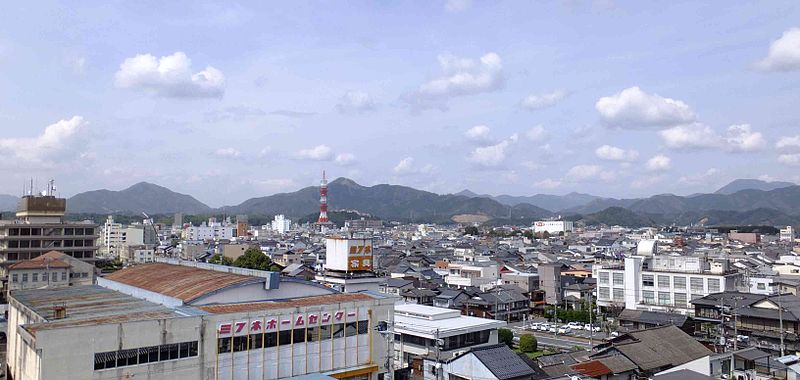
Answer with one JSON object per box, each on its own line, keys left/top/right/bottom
{"left": 208, "top": 254, "right": 233, "bottom": 266}
{"left": 498, "top": 328, "right": 514, "bottom": 348}
{"left": 519, "top": 335, "right": 538, "bottom": 353}
{"left": 464, "top": 226, "right": 479, "bottom": 236}
{"left": 233, "top": 248, "right": 273, "bottom": 271}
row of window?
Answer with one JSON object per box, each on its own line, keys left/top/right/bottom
{"left": 642, "top": 275, "right": 720, "bottom": 292}
{"left": 5, "top": 251, "right": 94, "bottom": 261}
{"left": 641, "top": 291, "right": 699, "bottom": 307}
{"left": 217, "top": 321, "right": 369, "bottom": 354}
{"left": 11, "top": 271, "right": 68, "bottom": 283}
{"left": 94, "top": 341, "right": 198, "bottom": 370}
{"left": 5, "top": 239, "right": 94, "bottom": 249}
{"left": 6, "top": 227, "right": 95, "bottom": 236}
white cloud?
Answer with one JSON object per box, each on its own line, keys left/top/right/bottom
{"left": 755, "top": 27, "right": 800, "bottom": 72}
{"left": 445, "top": 0, "right": 471, "bottom": 12}
{"left": 659, "top": 123, "right": 720, "bottom": 150}
{"left": 251, "top": 178, "right": 297, "bottom": 192}
{"left": 725, "top": 124, "right": 766, "bottom": 152}
{"left": 521, "top": 90, "right": 567, "bottom": 110}
{"left": 632, "top": 175, "right": 664, "bottom": 189}
{"left": 521, "top": 161, "right": 540, "bottom": 171}
{"left": 214, "top": 147, "right": 241, "bottom": 159}
{"left": 595, "top": 144, "right": 639, "bottom": 161}
{"left": 393, "top": 157, "right": 433, "bottom": 175}
{"left": 565, "top": 164, "right": 614, "bottom": 182}
{"left": 465, "top": 125, "right": 493, "bottom": 144}
{"left": 295, "top": 145, "right": 333, "bottom": 161}
{"left": 0, "top": 116, "right": 88, "bottom": 168}
{"left": 777, "top": 135, "right": 800, "bottom": 150}
{"left": 595, "top": 86, "right": 695, "bottom": 128}
{"left": 779, "top": 154, "right": 800, "bottom": 167}
{"left": 534, "top": 178, "right": 561, "bottom": 189}
{"left": 645, "top": 154, "right": 671, "bottom": 171}
{"left": 468, "top": 139, "right": 512, "bottom": 167}
{"left": 407, "top": 52, "right": 503, "bottom": 110}
{"left": 525, "top": 125, "right": 549, "bottom": 142}
{"left": 336, "top": 91, "right": 375, "bottom": 114}
{"left": 335, "top": 153, "right": 356, "bottom": 166}
{"left": 114, "top": 52, "right": 224, "bottom": 98}
{"left": 679, "top": 168, "right": 719, "bottom": 185}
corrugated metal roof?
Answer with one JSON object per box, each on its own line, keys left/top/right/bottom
{"left": 9, "top": 250, "right": 72, "bottom": 270}
{"left": 571, "top": 360, "right": 613, "bottom": 377}
{"left": 105, "top": 263, "right": 261, "bottom": 302}
{"left": 198, "top": 293, "right": 375, "bottom": 314}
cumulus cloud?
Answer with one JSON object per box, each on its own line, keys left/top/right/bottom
{"left": 114, "top": 51, "right": 224, "bottom": 98}
{"left": 779, "top": 154, "right": 800, "bottom": 166}
{"left": 467, "top": 134, "right": 518, "bottom": 168}
{"left": 755, "top": 28, "right": 800, "bottom": 72}
{"left": 526, "top": 125, "right": 549, "bottom": 142}
{"left": 213, "top": 147, "right": 241, "bottom": 159}
{"left": 725, "top": 124, "right": 766, "bottom": 152}
{"left": 336, "top": 91, "right": 375, "bottom": 114}
{"left": 565, "top": 164, "right": 615, "bottom": 182}
{"left": 777, "top": 135, "right": 800, "bottom": 150}
{"left": 465, "top": 125, "right": 493, "bottom": 144}
{"left": 659, "top": 123, "right": 720, "bottom": 150}
{"left": 393, "top": 157, "right": 433, "bottom": 175}
{"left": 445, "top": 0, "right": 471, "bottom": 12}
{"left": 534, "top": 178, "right": 561, "bottom": 189}
{"left": 0, "top": 116, "right": 88, "bottom": 168}
{"left": 295, "top": 145, "right": 333, "bottom": 161}
{"left": 406, "top": 52, "right": 503, "bottom": 110}
{"left": 645, "top": 155, "right": 671, "bottom": 171}
{"left": 521, "top": 90, "right": 567, "bottom": 110}
{"left": 595, "top": 86, "right": 695, "bottom": 128}
{"left": 335, "top": 153, "right": 356, "bottom": 166}
{"left": 595, "top": 144, "right": 639, "bottom": 161}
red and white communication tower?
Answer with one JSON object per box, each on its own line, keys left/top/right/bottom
{"left": 317, "top": 171, "right": 330, "bottom": 224}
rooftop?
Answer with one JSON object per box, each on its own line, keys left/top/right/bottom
{"left": 104, "top": 263, "right": 262, "bottom": 303}
{"left": 394, "top": 304, "right": 505, "bottom": 337}
{"left": 198, "top": 293, "right": 374, "bottom": 314}
{"left": 9, "top": 251, "right": 71, "bottom": 270}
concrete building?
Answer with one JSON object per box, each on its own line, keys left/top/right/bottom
{"left": 345, "top": 219, "right": 383, "bottom": 231}
{"left": 271, "top": 215, "right": 292, "bottom": 234}
{"left": 728, "top": 230, "right": 761, "bottom": 244}
{"left": 392, "top": 303, "right": 505, "bottom": 373}
{"left": 781, "top": 226, "right": 796, "bottom": 242}
{"left": 101, "top": 216, "right": 145, "bottom": 258}
{"left": 533, "top": 220, "right": 574, "bottom": 235}
{"left": 184, "top": 218, "right": 237, "bottom": 241}
{"left": 0, "top": 190, "right": 98, "bottom": 301}
{"left": 315, "top": 237, "right": 383, "bottom": 293}
{"left": 7, "top": 260, "right": 395, "bottom": 380}
{"left": 594, "top": 256, "right": 743, "bottom": 315}
{"left": 443, "top": 262, "right": 498, "bottom": 289}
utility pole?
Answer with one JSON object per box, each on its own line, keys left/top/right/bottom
{"left": 733, "top": 296, "right": 743, "bottom": 351}
{"left": 779, "top": 295, "right": 785, "bottom": 356}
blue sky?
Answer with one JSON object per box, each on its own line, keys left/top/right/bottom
{"left": 1, "top": 1, "right": 799, "bottom": 206}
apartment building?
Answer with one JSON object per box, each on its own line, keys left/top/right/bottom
{"left": 594, "top": 255, "right": 743, "bottom": 315}
{"left": 443, "top": 262, "right": 498, "bottom": 289}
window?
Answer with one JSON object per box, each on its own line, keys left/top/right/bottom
{"left": 52, "top": 272, "right": 58, "bottom": 281}
{"left": 42, "top": 272, "right": 48, "bottom": 282}
{"left": 674, "top": 293, "right": 687, "bottom": 307}
{"left": 345, "top": 322, "right": 358, "bottom": 337}
{"left": 657, "top": 276, "right": 670, "bottom": 288}
{"left": 690, "top": 277, "right": 704, "bottom": 292}
{"left": 613, "top": 288, "right": 624, "bottom": 301}
{"left": 642, "top": 274, "right": 654, "bottom": 287}
{"left": 11, "top": 274, "right": 18, "bottom": 283}
{"left": 757, "top": 283, "right": 766, "bottom": 290}
{"left": 33, "top": 273, "right": 38, "bottom": 282}
{"left": 279, "top": 330, "right": 292, "bottom": 345}
{"left": 599, "top": 287, "right": 610, "bottom": 300}
{"left": 22, "top": 273, "right": 28, "bottom": 282}
{"left": 708, "top": 278, "right": 721, "bottom": 293}
{"left": 612, "top": 273, "right": 624, "bottom": 286}
{"left": 657, "top": 292, "right": 671, "bottom": 305}
{"left": 95, "top": 341, "right": 198, "bottom": 371}
{"left": 674, "top": 276, "right": 686, "bottom": 289}
{"left": 332, "top": 323, "right": 345, "bottom": 339}
{"left": 642, "top": 290, "right": 655, "bottom": 304}
{"left": 599, "top": 272, "right": 609, "bottom": 285}
{"left": 62, "top": 272, "right": 67, "bottom": 281}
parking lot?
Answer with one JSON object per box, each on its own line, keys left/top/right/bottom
{"left": 512, "top": 321, "right": 618, "bottom": 340}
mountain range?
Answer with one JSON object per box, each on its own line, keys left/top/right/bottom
{"left": 3, "top": 178, "right": 799, "bottom": 226}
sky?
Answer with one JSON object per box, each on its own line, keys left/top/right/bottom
{"left": 1, "top": 1, "right": 799, "bottom": 207}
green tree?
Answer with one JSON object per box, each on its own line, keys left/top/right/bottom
{"left": 498, "top": 328, "right": 514, "bottom": 348}
{"left": 519, "top": 335, "right": 538, "bottom": 353}
{"left": 233, "top": 248, "right": 273, "bottom": 271}
{"left": 464, "top": 226, "right": 479, "bottom": 236}
{"left": 209, "top": 254, "right": 233, "bottom": 266}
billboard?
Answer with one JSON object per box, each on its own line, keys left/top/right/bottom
{"left": 326, "top": 237, "right": 373, "bottom": 272}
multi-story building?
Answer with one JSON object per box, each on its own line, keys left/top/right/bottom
{"left": 7, "top": 259, "right": 395, "bottom": 380}
{"left": 0, "top": 190, "right": 98, "bottom": 301}
{"left": 7, "top": 250, "right": 95, "bottom": 293}
{"left": 594, "top": 255, "right": 743, "bottom": 315}
{"left": 462, "top": 286, "right": 530, "bottom": 322}
{"left": 781, "top": 226, "right": 795, "bottom": 242}
{"left": 443, "top": 262, "right": 498, "bottom": 289}
{"left": 183, "top": 218, "right": 237, "bottom": 241}
{"left": 533, "top": 220, "right": 574, "bottom": 235}
{"left": 271, "top": 215, "right": 291, "bottom": 234}
{"left": 393, "top": 303, "right": 505, "bottom": 373}
{"left": 101, "top": 215, "right": 145, "bottom": 258}
{"left": 345, "top": 218, "right": 383, "bottom": 231}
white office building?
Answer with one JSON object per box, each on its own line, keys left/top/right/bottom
{"left": 443, "top": 262, "right": 498, "bottom": 290}
{"left": 184, "top": 219, "right": 237, "bottom": 241}
{"left": 533, "top": 220, "right": 574, "bottom": 234}
{"left": 271, "top": 215, "right": 292, "bottom": 234}
{"left": 594, "top": 255, "right": 743, "bottom": 315}
{"left": 781, "top": 226, "right": 795, "bottom": 242}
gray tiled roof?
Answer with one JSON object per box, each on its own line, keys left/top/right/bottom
{"left": 469, "top": 344, "right": 536, "bottom": 380}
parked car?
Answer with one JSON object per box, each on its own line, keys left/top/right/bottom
{"left": 540, "top": 324, "right": 550, "bottom": 332}
{"left": 528, "top": 322, "right": 541, "bottom": 330}
{"left": 568, "top": 322, "right": 582, "bottom": 330}
{"left": 584, "top": 323, "right": 592, "bottom": 331}
{"left": 557, "top": 325, "right": 572, "bottom": 334}
{"left": 610, "top": 331, "right": 620, "bottom": 337}
{"left": 548, "top": 325, "right": 557, "bottom": 333}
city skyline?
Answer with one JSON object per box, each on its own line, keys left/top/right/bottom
{"left": 1, "top": 1, "right": 799, "bottom": 206}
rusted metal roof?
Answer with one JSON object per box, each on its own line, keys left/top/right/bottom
{"left": 198, "top": 293, "right": 374, "bottom": 314}
{"left": 571, "top": 360, "right": 613, "bottom": 377}
{"left": 105, "top": 263, "right": 260, "bottom": 302}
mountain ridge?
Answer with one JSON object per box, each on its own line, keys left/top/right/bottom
{"left": 67, "top": 182, "right": 212, "bottom": 214}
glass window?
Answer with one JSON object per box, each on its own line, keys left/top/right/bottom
{"left": 642, "top": 290, "right": 655, "bottom": 304}
{"left": 612, "top": 288, "right": 624, "bottom": 301}
{"left": 22, "top": 274, "right": 28, "bottom": 282}
{"left": 33, "top": 273, "right": 38, "bottom": 282}
{"left": 612, "top": 273, "right": 624, "bottom": 286}
{"left": 674, "top": 293, "right": 687, "bottom": 307}
{"left": 293, "top": 328, "right": 306, "bottom": 343}
{"left": 674, "top": 276, "right": 686, "bottom": 289}
{"left": 332, "top": 323, "right": 345, "bottom": 339}
{"left": 599, "top": 287, "right": 610, "bottom": 300}
{"left": 708, "top": 278, "right": 721, "bottom": 293}
{"left": 43, "top": 272, "right": 49, "bottom": 282}
{"left": 11, "top": 274, "right": 18, "bottom": 283}
{"left": 264, "top": 332, "right": 277, "bottom": 347}
{"left": 307, "top": 326, "right": 320, "bottom": 342}
{"left": 62, "top": 272, "right": 67, "bottom": 281}
{"left": 278, "top": 330, "right": 292, "bottom": 345}
{"left": 658, "top": 292, "right": 671, "bottom": 305}
{"left": 358, "top": 320, "right": 369, "bottom": 335}
{"left": 690, "top": 277, "right": 704, "bottom": 292}
{"left": 249, "top": 334, "right": 263, "bottom": 349}
{"left": 599, "top": 272, "right": 609, "bottom": 285}
{"left": 642, "top": 274, "right": 654, "bottom": 287}
{"left": 657, "top": 276, "right": 670, "bottom": 288}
